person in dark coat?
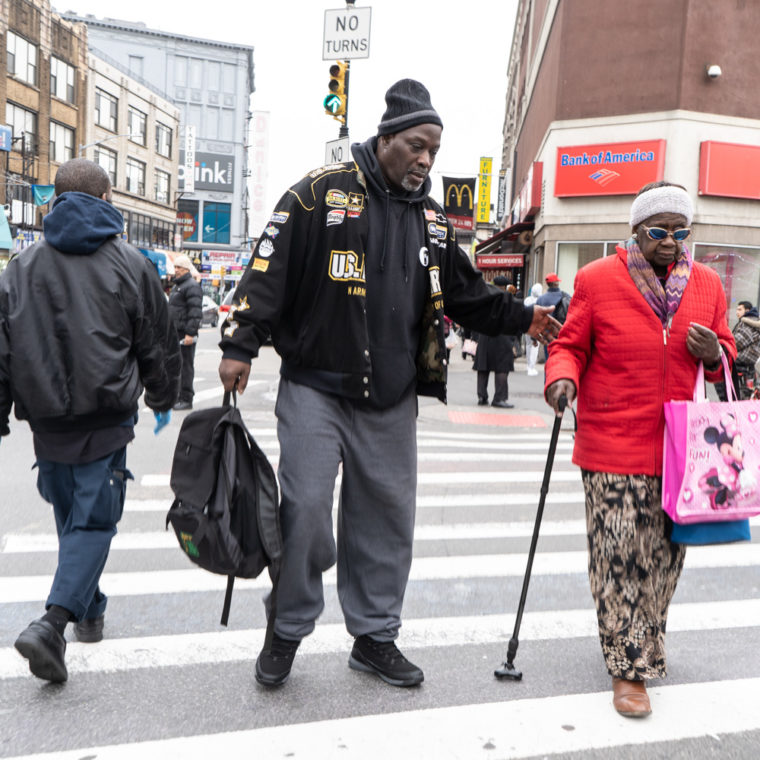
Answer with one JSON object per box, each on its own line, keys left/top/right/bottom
{"left": 1, "top": 158, "right": 180, "bottom": 683}
{"left": 473, "top": 276, "right": 516, "bottom": 408}
{"left": 169, "top": 254, "right": 203, "bottom": 410}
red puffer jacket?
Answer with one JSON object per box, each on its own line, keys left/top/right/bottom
{"left": 545, "top": 246, "right": 736, "bottom": 475}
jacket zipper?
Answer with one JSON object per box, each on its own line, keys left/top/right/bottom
{"left": 660, "top": 313, "right": 673, "bottom": 472}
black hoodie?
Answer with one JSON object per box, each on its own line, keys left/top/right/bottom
{"left": 352, "top": 137, "right": 429, "bottom": 407}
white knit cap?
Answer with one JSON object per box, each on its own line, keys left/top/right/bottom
{"left": 629, "top": 185, "right": 694, "bottom": 227}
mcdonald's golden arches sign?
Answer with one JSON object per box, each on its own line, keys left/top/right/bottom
{"left": 442, "top": 177, "right": 476, "bottom": 231}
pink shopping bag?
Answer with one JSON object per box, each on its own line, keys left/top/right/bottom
{"left": 662, "top": 354, "right": 760, "bottom": 524}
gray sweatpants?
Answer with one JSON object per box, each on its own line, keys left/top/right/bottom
{"left": 272, "top": 378, "right": 417, "bottom": 641}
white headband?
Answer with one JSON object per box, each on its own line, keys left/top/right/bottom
{"left": 629, "top": 185, "right": 694, "bottom": 227}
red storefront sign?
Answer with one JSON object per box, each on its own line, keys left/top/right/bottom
{"left": 476, "top": 254, "right": 524, "bottom": 269}
{"left": 699, "top": 141, "right": 760, "bottom": 200}
{"left": 512, "top": 162, "right": 543, "bottom": 222}
{"left": 555, "top": 140, "right": 665, "bottom": 197}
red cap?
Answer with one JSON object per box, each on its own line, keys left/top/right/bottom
{"left": 545, "top": 272, "right": 560, "bottom": 283}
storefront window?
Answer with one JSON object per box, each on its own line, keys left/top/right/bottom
{"left": 202, "top": 202, "right": 231, "bottom": 245}
{"left": 693, "top": 244, "right": 760, "bottom": 316}
{"left": 555, "top": 242, "right": 610, "bottom": 293}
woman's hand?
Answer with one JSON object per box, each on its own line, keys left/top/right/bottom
{"left": 546, "top": 379, "right": 576, "bottom": 416}
{"left": 686, "top": 322, "right": 722, "bottom": 365}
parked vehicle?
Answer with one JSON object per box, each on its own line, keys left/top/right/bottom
{"left": 201, "top": 295, "right": 219, "bottom": 327}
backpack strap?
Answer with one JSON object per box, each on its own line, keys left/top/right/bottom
{"left": 221, "top": 575, "right": 235, "bottom": 627}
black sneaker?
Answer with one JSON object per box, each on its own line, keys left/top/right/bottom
{"left": 14, "top": 619, "right": 68, "bottom": 683}
{"left": 349, "top": 635, "right": 424, "bottom": 687}
{"left": 255, "top": 633, "right": 301, "bottom": 686}
{"left": 74, "top": 615, "right": 104, "bottom": 643}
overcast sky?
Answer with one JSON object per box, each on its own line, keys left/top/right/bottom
{"left": 58, "top": 0, "right": 519, "bottom": 219}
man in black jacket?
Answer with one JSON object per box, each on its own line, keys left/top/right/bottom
{"left": 219, "top": 80, "right": 559, "bottom": 689}
{"left": 0, "top": 158, "right": 180, "bottom": 683}
{"left": 169, "top": 254, "right": 203, "bottom": 410}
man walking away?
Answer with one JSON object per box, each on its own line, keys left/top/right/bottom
{"left": 537, "top": 272, "right": 571, "bottom": 359}
{"left": 0, "top": 158, "right": 180, "bottom": 683}
{"left": 169, "top": 254, "right": 203, "bottom": 410}
{"left": 218, "top": 79, "right": 560, "bottom": 689}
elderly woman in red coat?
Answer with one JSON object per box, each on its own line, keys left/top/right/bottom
{"left": 545, "top": 181, "right": 736, "bottom": 719}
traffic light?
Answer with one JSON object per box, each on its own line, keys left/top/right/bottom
{"left": 324, "top": 61, "right": 348, "bottom": 124}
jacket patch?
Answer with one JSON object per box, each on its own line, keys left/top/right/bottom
{"left": 429, "top": 265, "right": 443, "bottom": 305}
{"left": 253, "top": 259, "right": 269, "bottom": 272}
{"left": 325, "top": 189, "right": 348, "bottom": 208}
{"left": 326, "top": 209, "right": 346, "bottom": 227}
{"left": 347, "top": 192, "right": 365, "bottom": 218}
{"left": 310, "top": 163, "right": 344, "bottom": 179}
{"left": 419, "top": 247, "right": 429, "bottom": 267}
{"left": 258, "top": 239, "right": 275, "bottom": 258}
{"left": 263, "top": 224, "right": 280, "bottom": 238}
{"left": 425, "top": 209, "right": 437, "bottom": 221}
{"left": 270, "top": 211, "right": 289, "bottom": 224}
{"left": 329, "top": 250, "right": 365, "bottom": 283}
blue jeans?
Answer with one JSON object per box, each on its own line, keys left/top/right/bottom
{"left": 36, "top": 447, "right": 133, "bottom": 622}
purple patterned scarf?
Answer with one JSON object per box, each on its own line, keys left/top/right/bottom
{"left": 625, "top": 237, "right": 692, "bottom": 327}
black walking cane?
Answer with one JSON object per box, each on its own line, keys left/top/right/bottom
{"left": 494, "top": 394, "right": 568, "bottom": 680}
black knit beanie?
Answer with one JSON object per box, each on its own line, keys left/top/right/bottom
{"left": 377, "top": 79, "right": 443, "bottom": 136}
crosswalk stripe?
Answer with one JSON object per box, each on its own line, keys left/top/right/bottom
{"left": 123, "top": 490, "right": 590, "bottom": 512}
{"left": 1, "top": 599, "right": 758, "bottom": 681}
{"left": 8, "top": 677, "right": 756, "bottom": 760}
{"left": 2, "top": 544, "right": 758, "bottom": 602}
{"left": 141, "top": 468, "right": 584, "bottom": 488}
{"left": 0, "top": 519, "right": 592, "bottom": 553}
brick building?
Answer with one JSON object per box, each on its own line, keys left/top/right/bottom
{"left": 483, "top": 0, "right": 760, "bottom": 310}
{"left": 1, "top": 0, "right": 87, "bottom": 261}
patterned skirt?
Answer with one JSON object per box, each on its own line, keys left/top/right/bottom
{"left": 581, "top": 470, "right": 687, "bottom": 681}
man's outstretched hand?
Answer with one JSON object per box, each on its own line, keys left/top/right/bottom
{"left": 528, "top": 305, "right": 561, "bottom": 345}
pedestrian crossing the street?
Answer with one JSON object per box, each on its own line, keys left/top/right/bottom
{"left": 2, "top": 424, "right": 759, "bottom": 759}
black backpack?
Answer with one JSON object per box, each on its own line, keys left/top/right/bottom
{"left": 166, "top": 392, "right": 282, "bottom": 629}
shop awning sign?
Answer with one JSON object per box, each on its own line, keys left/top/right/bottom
{"left": 699, "top": 141, "right": 760, "bottom": 200}
{"left": 476, "top": 254, "right": 524, "bottom": 268}
{"left": 555, "top": 139, "right": 665, "bottom": 197}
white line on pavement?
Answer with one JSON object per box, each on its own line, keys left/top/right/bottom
{"left": 1, "top": 599, "right": 758, "bottom": 681}
{"left": 2, "top": 544, "right": 758, "bottom": 603}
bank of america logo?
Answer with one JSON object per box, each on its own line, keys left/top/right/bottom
{"left": 589, "top": 169, "right": 620, "bottom": 186}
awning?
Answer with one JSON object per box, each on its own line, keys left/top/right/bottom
{"left": 138, "top": 248, "right": 167, "bottom": 277}
{"left": 474, "top": 221, "right": 534, "bottom": 257}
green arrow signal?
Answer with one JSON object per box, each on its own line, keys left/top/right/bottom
{"left": 324, "top": 94, "right": 342, "bottom": 114}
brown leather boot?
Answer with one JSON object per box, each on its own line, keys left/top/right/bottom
{"left": 612, "top": 677, "right": 652, "bottom": 718}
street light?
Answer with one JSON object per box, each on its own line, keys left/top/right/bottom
{"left": 78, "top": 133, "right": 137, "bottom": 156}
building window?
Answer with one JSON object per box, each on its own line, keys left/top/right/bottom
{"left": 94, "top": 145, "right": 117, "bottom": 185}
{"left": 155, "top": 169, "right": 171, "bottom": 204}
{"left": 129, "top": 212, "right": 151, "bottom": 247}
{"left": 694, "top": 243, "right": 760, "bottom": 314}
{"left": 50, "top": 56, "right": 75, "bottom": 103}
{"left": 49, "top": 122, "right": 75, "bottom": 163}
{"left": 7, "top": 31, "right": 38, "bottom": 86}
{"left": 126, "top": 157, "right": 146, "bottom": 196}
{"left": 222, "top": 63, "right": 236, "bottom": 93}
{"left": 5, "top": 102, "right": 38, "bottom": 152}
{"left": 202, "top": 202, "right": 231, "bottom": 244}
{"left": 95, "top": 89, "right": 118, "bottom": 132}
{"left": 128, "top": 107, "right": 147, "bottom": 146}
{"left": 177, "top": 199, "right": 199, "bottom": 243}
{"left": 152, "top": 218, "right": 174, "bottom": 249}
{"left": 155, "top": 122, "right": 172, "bottom": 157}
